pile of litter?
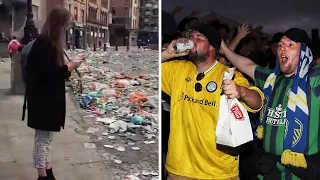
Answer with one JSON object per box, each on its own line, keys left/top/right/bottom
{"left": 66, "top": 48, "right": 159, "bottom": 179}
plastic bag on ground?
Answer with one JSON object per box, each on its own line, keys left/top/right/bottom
{"left": 101, "top": 89, "right": 122, "bottom": 97}
{"left": 109, "top": 120, "right": 128, "bottom": 133}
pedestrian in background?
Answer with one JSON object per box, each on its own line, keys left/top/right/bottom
{"left": 24, "top": 7, "right": 84, "bottom": 180}
{"left": 8, "top": 36, "right": 20, "bottom": 57}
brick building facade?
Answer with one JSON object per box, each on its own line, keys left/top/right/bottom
{"left": 109, "top": 0, "right": 139, "bottom": 46}
{"left": 86, "top": 0, "right": 110, "bottom": 48}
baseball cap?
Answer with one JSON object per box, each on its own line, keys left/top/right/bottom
{"left": 283, "top": 28, "right": 312, "bottom": 48}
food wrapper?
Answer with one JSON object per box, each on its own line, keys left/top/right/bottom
{"left": 223, "top": 67, "right": 236, "bottom": 80}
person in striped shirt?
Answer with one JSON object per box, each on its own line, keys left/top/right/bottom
{"left": 220, "top": 28, "right": 320, "bottom": 180}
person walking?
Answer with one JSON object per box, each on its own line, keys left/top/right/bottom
{"left": 23, "top": 7, "right": 84, "bottom": 180}
{"left": 7, "top": 36, "right": 20, "bottom": 57}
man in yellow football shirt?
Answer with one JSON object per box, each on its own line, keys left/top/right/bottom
{"left": 162, "top": 24, "right": 264, "bottom": 180}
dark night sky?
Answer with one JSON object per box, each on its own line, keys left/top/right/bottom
{"left": 162, "top": 0, "right": 320, "bottom": 36}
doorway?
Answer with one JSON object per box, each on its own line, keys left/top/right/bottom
{"left": 74, "top": 29, "right": 80, "bottom": 49}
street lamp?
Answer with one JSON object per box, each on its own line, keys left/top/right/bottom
{"left": 21, "top": 0, "right": 38, "bottom": 45}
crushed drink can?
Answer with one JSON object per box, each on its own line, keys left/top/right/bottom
{"left": 172, "top": 40, "right": 194, "bottom": 54}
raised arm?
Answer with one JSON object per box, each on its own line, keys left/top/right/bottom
{"left": 220, "top": 40, "right": 258, "bottom": 80}
{"left": 227, "top": 24, "right": 251, "bottom": 51}
{"left": 162, "top": 38, "right": 190, "bottom": 62}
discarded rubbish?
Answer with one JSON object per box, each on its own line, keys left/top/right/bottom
{"left": 96, "top": 117, "right": 116, "bottom": 124}
{"left": 130, "top": 115, "right": 145, "bottom": 125}
{"left": 125, "top": 175, "right": 141, "bottom": 180}
{"left": 108, "top": 136, "right": 115, "bottom": 139}
{"left": 103, "top": 145, "right": 115, "bottom": 149}
{"left": 131, "top": 147, "right": 141, "bottom": 151}
{"left": 102, "top": 132, "right": 109, "bottom": 136}
{"left": 143, "top": 140, "right": 156, "bottom": 144}
{"left": 66, "top": 48, "right": 159, "bottom": 177}
{"left": 109, "top": 120, "right": 127, "bottom": 133}
{"left": 116, "top": 146, "right": 126, "bottom": 152}
{"left": 141, "top": 170, "right": 159, "bottom": 176}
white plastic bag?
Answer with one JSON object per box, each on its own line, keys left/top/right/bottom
{"left": 216, "top": 68, "right": 253, "bottom": 147}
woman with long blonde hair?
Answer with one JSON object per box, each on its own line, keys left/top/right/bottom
{"left": 24, "top": 7, "right": 84, "bottom": 180}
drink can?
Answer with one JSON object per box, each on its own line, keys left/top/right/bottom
{"left": 172, "top": 40, "right": 194, "bottom": 54}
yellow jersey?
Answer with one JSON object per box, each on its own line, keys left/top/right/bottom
{"left": 162, "top": 60, "right": 263, "bottom": 179}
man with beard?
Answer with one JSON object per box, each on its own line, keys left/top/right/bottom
{"left": 161, "top": 24, "right": 264, "bottom": 180}
{"left": 220, "top": 28, "right": 320, "bottom": 179}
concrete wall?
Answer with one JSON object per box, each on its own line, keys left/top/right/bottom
{"left": 0, "top": 41, "right": 9, "bottom": 58}
{"left": 12, "top": 0, "right": 48, "bottom": 39}
{"left": 32, "top": 0, "right": 47, "bottom": 32}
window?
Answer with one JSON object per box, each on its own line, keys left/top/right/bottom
{"left": 135, "top": 0, "right": 137, "bottom": 3}
{"left": 74, "top": 7, "right": 78, "bottom": 21}
{"left": 89, "top": 7, "right": 93, "bottom": 20}
{"left": 89, "top": 7, "right": 91, "bottom": 19}
{"left": 102, "top": 12, "right": 106, "bottom": 23}
{"left": 125, "top": 6, "right": 128, "bottom": 10}
{"left": 68, "top": 4, "right": 71, "bottom": 12}
{"left": 81, "top": 10, "right": 84, "bottom": 23}
{"left": 32, "top": 5, "right": 38, "bottom": 20}
{"left": 112, "top": 7, "right": 115, "bottom": 14}
{"left": 90, "top": 8, "right": 92, "bottom": 19}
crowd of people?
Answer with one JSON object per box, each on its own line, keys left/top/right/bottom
{"left": 162, "top": 7, "right": 320, "bottom": 180}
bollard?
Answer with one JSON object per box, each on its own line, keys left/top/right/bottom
{"left": 104, "top": 44, "right": 107, "bottom": 51}
{"left": 93, "top": 44, "right": 96, "bottom": 51}
{"left": 127, "top": 46, "right": 129, "bottom": 52}
{"left": 115, "top": 46, "right": 118, "bottom": 51}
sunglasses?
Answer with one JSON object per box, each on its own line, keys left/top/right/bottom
{"left": 195, "top": 72, "right": 205, "bottom": 92}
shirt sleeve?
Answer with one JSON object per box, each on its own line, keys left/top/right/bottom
{"left": 233, "top": 70, "right": 264, "bottom": 113}
{"left": 254, "top": 65, "right": 273, "bottom": 90}
{"left": 310, "top": 64, "right": 320, "bottom": 99}
{"left": 161, "top": 61, "right": 177, "bottom": 96}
